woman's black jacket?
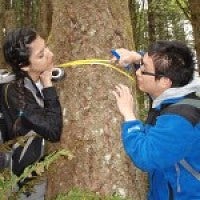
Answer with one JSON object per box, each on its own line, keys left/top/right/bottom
{"left": 0, "top": 78, "right": 63, "bottom": 176}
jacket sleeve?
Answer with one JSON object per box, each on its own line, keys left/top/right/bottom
{"left": 21, "top": 87, "right": 63, "bottom": 142}
{"left": 122, "top": 114, "right": 197, "bottom": 172}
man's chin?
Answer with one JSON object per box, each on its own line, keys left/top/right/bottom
{"left": 137, "top": 84, "right": 143, "bottom": 91}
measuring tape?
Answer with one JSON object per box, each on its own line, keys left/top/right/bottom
{"left": 57, "top": 59, "right": 135, "bottom": 83}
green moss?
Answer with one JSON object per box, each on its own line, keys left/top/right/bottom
{"left": 53, "top": 188, "right": 131, "bottom": 200}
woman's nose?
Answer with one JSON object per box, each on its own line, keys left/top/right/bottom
{"left": 50, "top": 51, "right": 54, "bottom": 57}
{"left": 47, "top": 47, "right": 54, "bottom": 57}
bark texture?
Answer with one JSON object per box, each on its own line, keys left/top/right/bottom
{"left": 0, "top": 0, "right": 5, "bottom": 67}
{"left": 37, "top": 0, "right": 52, "bottom": 40}
{"left": 0, "top": 1, "right": 17, "bottom": 68}
{"left": 46, "top": 0, "right": 148, "bottom": 199}
{"left": 188, "top": 0, "right": 200, "bottom": 72}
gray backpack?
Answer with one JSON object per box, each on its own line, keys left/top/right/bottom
{"left": 0, "top": 69, "right": 15, "bottom": 169}
{"left": 0, "top": 69, "right": 15, "bottom": 143}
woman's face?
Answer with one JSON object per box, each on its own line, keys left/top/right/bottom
{"left": 26, "top": 35, "right": 54, "bottom": 77}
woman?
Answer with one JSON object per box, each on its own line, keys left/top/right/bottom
{"left": 1, "top": 27, "right": 63, "bottom": 198}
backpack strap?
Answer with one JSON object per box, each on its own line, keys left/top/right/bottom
{"left": 161, "top": 104, "right": 200, "bottom": 126}
{"left": 175, "top": 98, "right": 200, "bottom": 108}
{"left": 179, "top": 159, "right": 200, "bottom": 181}
{"left": 12, "top": 130, "right": 37, "bottom": 162}
{"left": 145, "top": 108, "right": 161, "bottom": 125}
{"left": 146, "top": 104, "right": 174, "bottom": 125}
{"left": 161, "top": 96, "right": 200, "bottom": 126}
{"left": 0, "top": 69, "right": 15, "bottom": 84}
{"left": 0, "top": 84, "right": 10, "bottom": 142}
{"left": 160, "top": 95, "right": 200, "bottom": 182}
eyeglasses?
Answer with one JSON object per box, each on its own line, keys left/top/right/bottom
{"left": 135, "top": 62, "right": 163, "bottom": 77}
{"left": 135, "top": 58, "right": 165, "bottom": 77}
{"left": 141, "top": 71, "right": 161, "bottom": 77}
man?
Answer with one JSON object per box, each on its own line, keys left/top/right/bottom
{"left": 112, "top": 41, "right": 200, "bottom": 199}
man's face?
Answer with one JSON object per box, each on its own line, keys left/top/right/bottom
{"left": 135, "top": 53, "right": 167, "bottom": 98}
{"left": 27, "top": 36, "right": 54, "bottom": 75}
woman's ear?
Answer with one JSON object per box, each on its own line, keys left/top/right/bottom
{"left": 21, "top": 66, "right": 30, "bottom": 72}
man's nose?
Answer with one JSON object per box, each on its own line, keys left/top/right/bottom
{"left": 135, "top": 68, "right": 141, "bottom": 76}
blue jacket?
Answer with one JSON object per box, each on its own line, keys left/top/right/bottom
{"left": 122, "top": 80, "right": 200, "bottom": 200}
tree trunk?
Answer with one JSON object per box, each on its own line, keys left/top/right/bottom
{"left": 129, "top": 0, "right": 137, "bottom": 48}
{"left": 0, "top": 0, "right": 5, "bottom": 67}
{"left": 0, "top": 0, "right": 17, "bottom": 67}
{"left": 4, "top": 9, "right": 16, "bottom": 31}
{"left": 188, "top": 0, "right": 200, "bottom": 73}
{"left": 47, "top": 0, "right": 148, "bottom": 199}
{"left": 147, "top": 0, "right": 156, "bottom": 43}
{"left": 37, "top": 0, "right": 52, "bottom": 40}
{"left": 23, "top": 0, "right": 32, "bottom": 26}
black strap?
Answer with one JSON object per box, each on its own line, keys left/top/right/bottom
{"left": 0, "top": 84, "right": 9, "bottom": 142}
{"left": 161, "top": 104, "right": 200, "bottom": 126}
{"left": 168, "top": 182, "right": 174, "bottom": 200}
{"left": 147, "top": 94, "right": 200, "bottom": 126}
{"left": 145, "top": 104, "right": 172, "bottom": 125}
{"left": 145, "top": 108, "right": 160, "bottom": 125}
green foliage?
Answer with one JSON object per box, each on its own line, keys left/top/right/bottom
{"left": 12, "top": 0, "right": 40, "bottom": 28}
{"left": 150, "top": 0, "right": 187, "bottom": 40}
{"left": 129, "top": 0, "right": 188, "bottom": 51}
{"left": 0, "top": 149, "right": 73, "bottom": 199}
{"left": 53, "top": 188, "right": 131, "bottom": 200}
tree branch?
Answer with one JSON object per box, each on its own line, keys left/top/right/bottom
{"left": 175, "top": 0, "right": 191, "bottom": 20}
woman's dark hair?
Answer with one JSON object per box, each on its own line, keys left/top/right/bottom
{"left": 3, "top": 27, "right": 37, "bottom": 78}
{"left": 3, "top": 28, "right": 37, "bottom": 137}
{"left": 148, "top": 40, "right": 195, "bottom": 87}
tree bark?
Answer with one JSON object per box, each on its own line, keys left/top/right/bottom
{"left": 188, "top": 0, "right": 200, "bottom": 73}
{"left": 147, "top": 0, "right": 156, "bottom": 43}
{"left": 37, "top": 0, "right": 52, "bottom": 40}
{"left": 0, "top": 0, "right": 5, "bottom": 67}
{"left": 4, "top": 9, "right": 16, "bottom": 31}
{"left": 47, "top": 0, "right": 148, "bottom": 199}
{"left": 23, "top": 0, "right": 32, "bottom": 26}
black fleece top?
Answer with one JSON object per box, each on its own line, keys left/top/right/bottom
{"left": 1, "top": 78, "right": 63, "bottom": 175}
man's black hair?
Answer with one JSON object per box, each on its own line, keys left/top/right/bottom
{"left": 148, "top": 40, "right": 195, "bottom": 87}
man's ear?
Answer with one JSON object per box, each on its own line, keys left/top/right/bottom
{"left": 160, "top": 77, "right": 172, "bottom": 89}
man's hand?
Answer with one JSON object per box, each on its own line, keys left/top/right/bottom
{"left": 112, "top": 84, "right": 136, "bottom": 121}
{"left": 111, "top": 48, "right": 142, "bottom": 67}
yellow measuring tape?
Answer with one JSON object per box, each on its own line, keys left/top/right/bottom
{"left": 58, "top": 59, "right": 135, "bottom": 83}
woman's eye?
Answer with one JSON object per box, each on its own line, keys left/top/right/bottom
{"left": 39, "top": 54, "right": 44, "bottom": 58}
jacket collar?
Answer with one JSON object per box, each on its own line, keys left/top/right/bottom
{"left": 24, "top": 77, "right": 44, "bottom": 107}
{"left": 152, "top": 77, "right": 200, "bottom": 108}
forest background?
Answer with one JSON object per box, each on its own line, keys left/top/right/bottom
{"left": 0, "top": 0, "right": 199, "bottom": 199}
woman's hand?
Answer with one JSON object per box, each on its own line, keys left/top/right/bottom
{"left": 40, "top": 68, "right": 53, "bottom": 88}
{"left": 112, "top": 84, "right": 136, "bottom": 121}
